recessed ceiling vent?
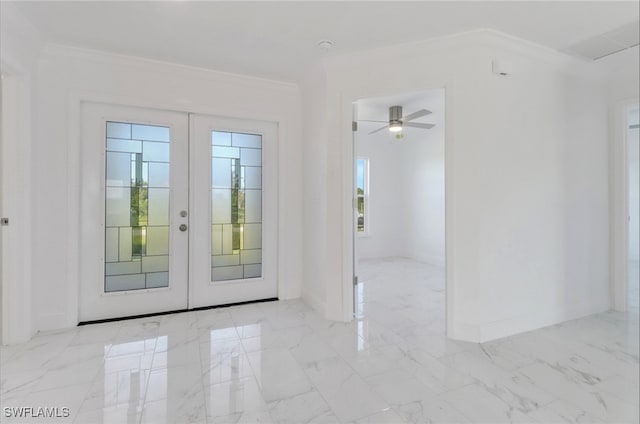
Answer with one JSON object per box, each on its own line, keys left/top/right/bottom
{"left": 562, "top": 20, "right": 639, "bottom": 60}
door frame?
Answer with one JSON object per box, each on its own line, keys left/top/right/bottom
{"left": 611, "top": 97, "right": 639, "bottom": 311}
{"left": 349, "top": 89, "right": 448, "bottom": 323}
{"left": 338, "top": 82, "right": 454, "bottom": 337}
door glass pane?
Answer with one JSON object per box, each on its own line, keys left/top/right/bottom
{"left": 104, "top": 121, "right": 171, "bottom": 292}
{"left": 211, "top": 131, "right": 262, "bottom": 281}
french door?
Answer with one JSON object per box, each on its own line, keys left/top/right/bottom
{"left": 79, "top": 103, "right": 277, "bottom": 322}
{"left": 189, "top": 114, "right": 278, "bottom": 308}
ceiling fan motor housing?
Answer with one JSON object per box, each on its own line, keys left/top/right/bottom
{"left": 389, "top": 105, "right": 403, "bottom": 125}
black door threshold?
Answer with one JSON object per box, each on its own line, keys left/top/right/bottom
{"left": 78, "top": 297, "right": 279, "bottom": 326}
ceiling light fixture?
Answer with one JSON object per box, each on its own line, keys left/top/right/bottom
{"left": 389, "top": 121, "right": 403, "bottom": 132}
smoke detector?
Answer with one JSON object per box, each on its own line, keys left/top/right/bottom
{"left": 317, "top": 40, "right": 334, "bottom": 52}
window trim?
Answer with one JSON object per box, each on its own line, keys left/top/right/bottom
{"left": 356, "top": 157, "right": 370, "bottom": 236}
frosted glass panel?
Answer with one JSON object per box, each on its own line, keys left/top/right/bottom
{"left": 243, "top": 224, "right": 261, "bottom": 250}
{"left": 213, "top": 146, "right": 240, "bottom": 158}
{"left": 148, "top": 189, "right": 170, "bottom": 226}
{"left": 146, "top": 227, "right": 169, "bottom": 256}
{"left": 212, "top": 266, "right": 243, "bottom": 281}
{"left": 142, "top": 255, "right": 169, "bottom": 273}
{"left": 212, "top": 225, "right": 223, "bottom": 256}
{"left": 244, "top": 264, "right": 262, "bottom": 279}
{"left": 104, "top": 121, "right": 171, "bottom": 292}
{"left": 107, "top": 122, "right": 131, "bottom": 139}
{"left": 146, "top": 272, "right": 169, "bottom": 288}
{"left": 241, "top": 249, "right": 261, "bottom": 265}
{"left": 106, "top": 152, "right": 131, "bottom": 187}
{"left": 245, "top": 190, "right": 262, "bottom": 223}
{"left": 105, "top": 262, "right": 141, "bottom": 276}
{"left": 106, "top": 187, "right": 131, "bottom": 227}
{"left": 107, "top": 139, "right": 142, "bottom": 153}
{"left": 105, "top": 228, "right": 119, "bottom": 263}
{"left": 232, "top": 133, "right": 261, "bottom": 149}
{"left": 132, "top": 124, "right": 169, "bottom": 142}
{"left": 212, "top": 131, "right": 231, "bottom": 147}
{"left": 212, "top": 189, "right": 231, "bottom": 224}
{"left": 211, "top": 130, "right": 263, "bottom": 281}
{"left": 240, "top": 148, "right": 261, "bottom": 166}
{"left": 106, "top": 275, "right": 145, "bottom": 292}
{"left": 244, "top": 167, "right": 261, "bottom": 189}
{"left": 212, "top": 158, "right": 232, "bottom": 188}
{"left": 212, "top": 254, "right": 240, "bottom": 267}
{"left": 143, "top": 141, "right": 170, "bottom": 162}
{"left": 148, "top": 163, "right": 169, "bottom": 187}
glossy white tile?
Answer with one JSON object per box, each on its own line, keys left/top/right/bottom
{"left": 350, "top": 408, "right": 407, "bottom": 424}
{"left": 204, "top": 377, "right": 268, "bottom": 419}
{"left": 393, "top": 396, "right": 471, "bottom": 424}
{"left": 247, "top": 348, "right": 312, "bottom": 403}
{"left": 1, "top": 258, "right": 637, "bottom": 423}
{"left": 267, "top": 389, "right": 332, "bottom": 423}
{"left": 365, "top": 369, "right": 437, "bottom": 406}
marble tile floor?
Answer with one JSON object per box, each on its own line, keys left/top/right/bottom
{"left": 1, "top": 257, "right": 638, "bottom": 423}
{"left": 628, "top": 260, "right": 639, "bottom": 313}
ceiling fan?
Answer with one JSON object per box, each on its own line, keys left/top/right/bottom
{"left": 360, "top": 105, "right": 435, "bottom": 134}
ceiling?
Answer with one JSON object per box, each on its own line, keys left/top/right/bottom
{"left": 9, "top": 1, "right": 640, "bottom": 82}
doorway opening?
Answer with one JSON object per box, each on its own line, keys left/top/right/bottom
{"left": 352, "top": 88, "right": 447, "bottom": 344}
{"left": 627, "top": 104, "right": 639, "bottom": 314}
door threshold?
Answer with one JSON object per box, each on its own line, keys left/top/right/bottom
{"left": 78, "top": 297, "right": 279, "bottom": 326}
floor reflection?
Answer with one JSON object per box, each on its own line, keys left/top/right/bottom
{"left": 1, "top": 260, "right": 637, "bottom": 423}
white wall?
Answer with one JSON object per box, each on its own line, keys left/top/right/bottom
{"left": 30, "top": 45, "right": 302, "bottom": 332}
{"left": 0, "top": 2, "right": 43, "bottom": 344}
{"left": 401, "top": 93, "right": 446, "bottom": 266}
{"left": 560, "top": 76, "right": 610, "bottom": 319}
{"left": 306, "top": 30, "right": 613, "bottom": 341}
{"left": 300, "top": 64, "right": 328, "bottom": 314}
{"left": 355, "top": 130, "right": 406, "bottom": 260}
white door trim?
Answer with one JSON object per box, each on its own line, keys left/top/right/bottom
{"left": 610, "top": 97, "right": 639, "bottom": 311}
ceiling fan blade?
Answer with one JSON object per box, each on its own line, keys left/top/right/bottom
{"left": 358, "top": 119, "right": 388, "bottom": 123}
{"left": 369, "top": 125, "right": 389, "bottom": 134}
{"left": 403, "top": 122, "right": 435, "bottom": 129}
{"left": 402, "top": 109, "right": 432, "bottom": 122}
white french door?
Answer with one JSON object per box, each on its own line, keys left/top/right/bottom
{"left": 79, "top": 103, "right": 277, "bottom": 322}
{"left": 189, "top": 114, "right": 278, "bottom": 308}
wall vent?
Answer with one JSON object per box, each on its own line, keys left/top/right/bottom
{"left": 562, "top": 20, "right": 639, "bottom": 60}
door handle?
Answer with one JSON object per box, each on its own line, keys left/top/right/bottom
{"left": 179, "top": 224, "right": 188, "bottom": 232}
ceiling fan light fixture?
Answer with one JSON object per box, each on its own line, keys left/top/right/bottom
{"left": 389, "top": 121, "right": 403, "bottom": 132}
